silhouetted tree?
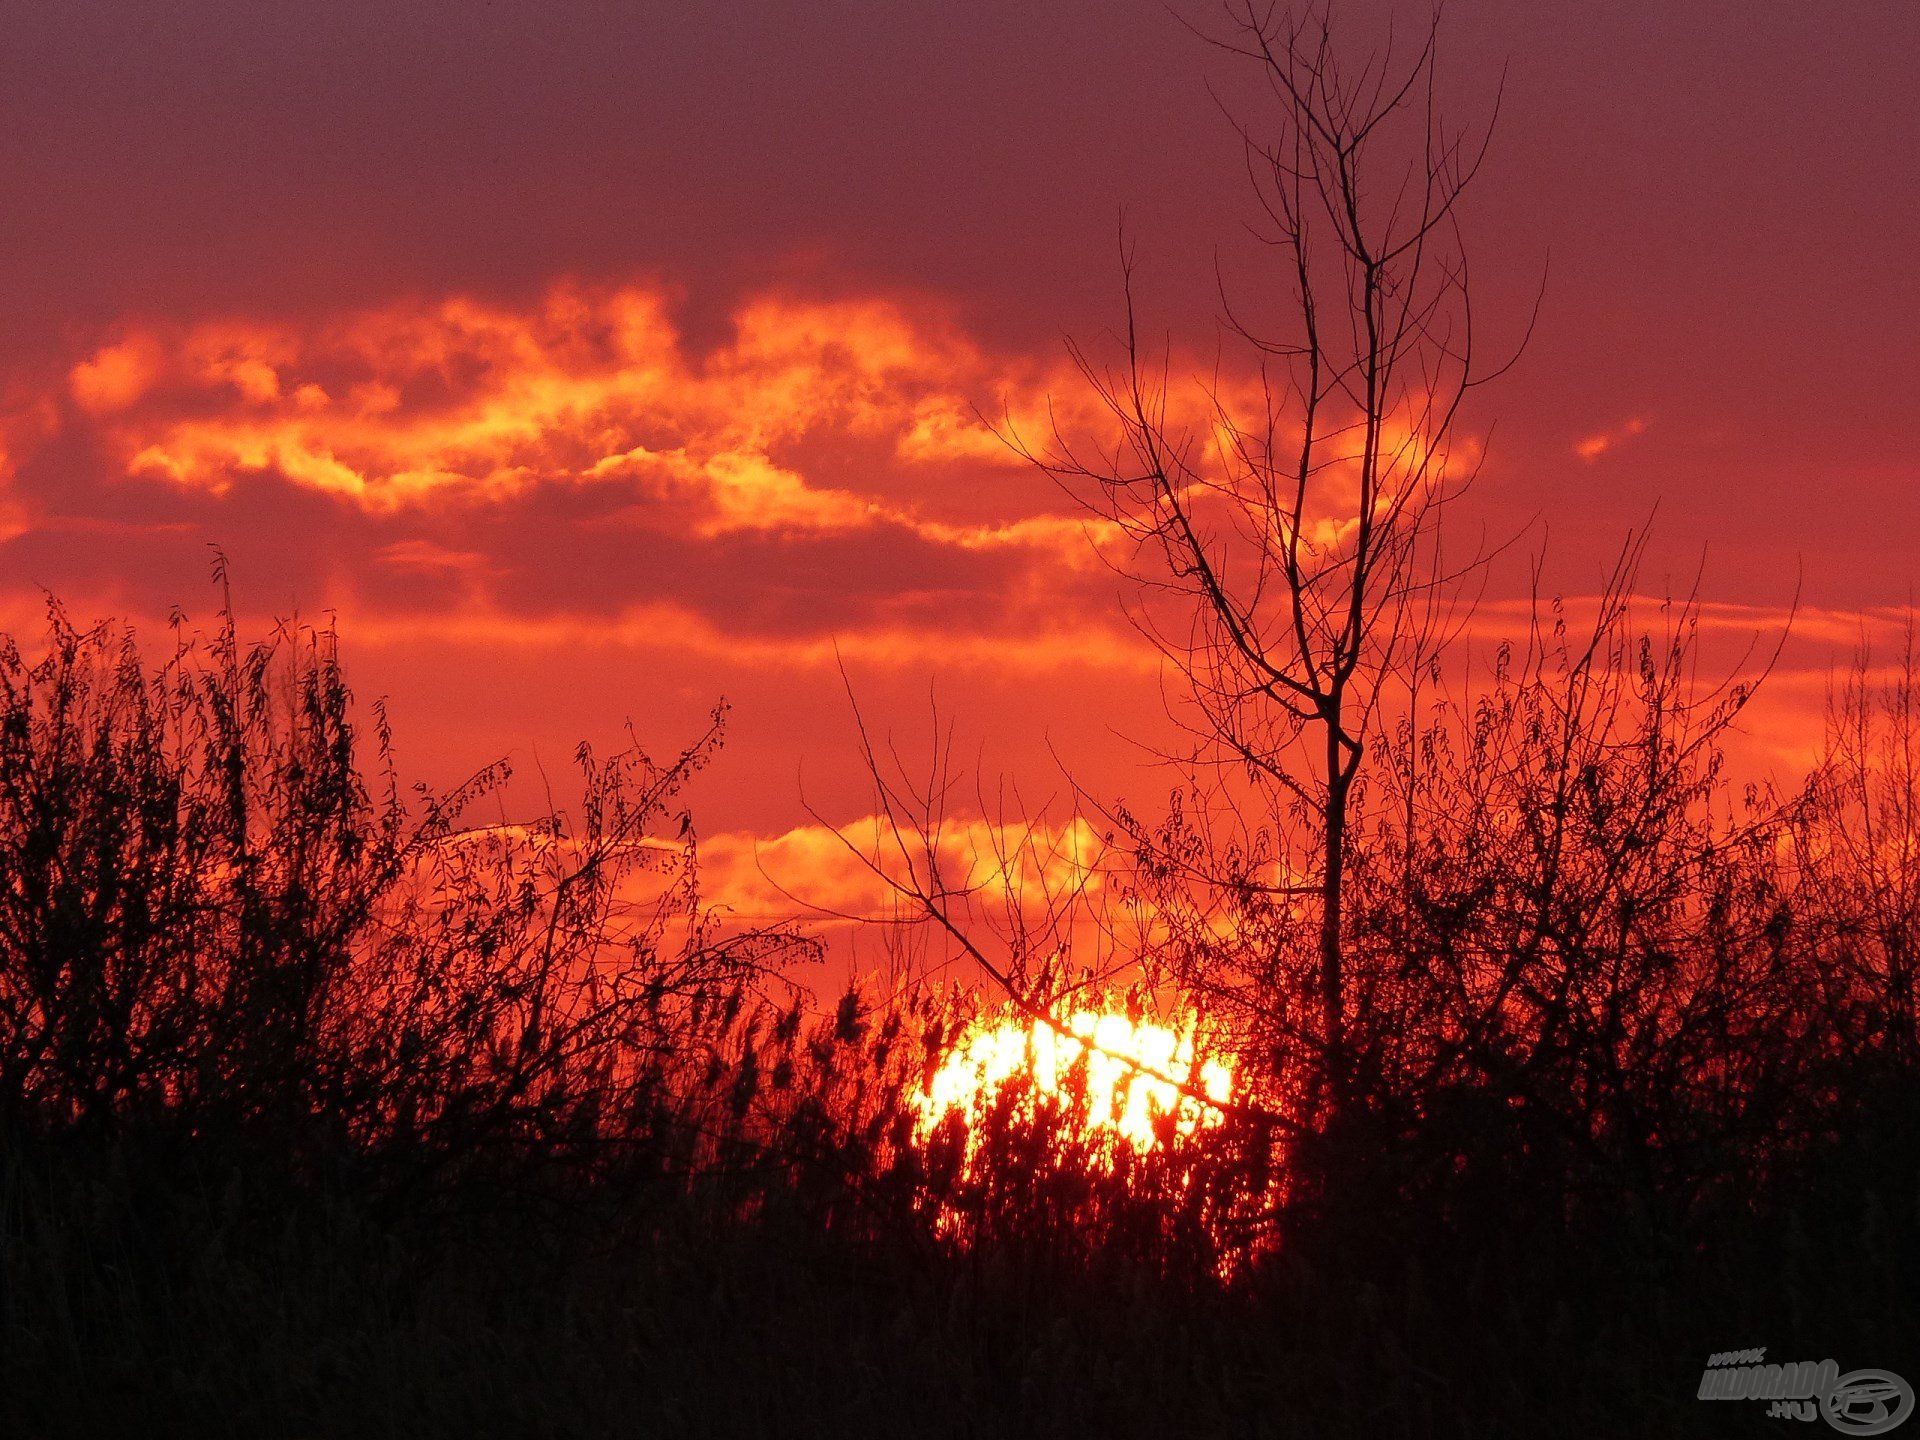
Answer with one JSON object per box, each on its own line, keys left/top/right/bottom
{"left": 1024, "top": 1, "right": 1519, "bottom": 1116}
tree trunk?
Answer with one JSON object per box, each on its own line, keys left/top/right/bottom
{"left": 1322, "top": 731, "right": 1352, "bottom": 1109}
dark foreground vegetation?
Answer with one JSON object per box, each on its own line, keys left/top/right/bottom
{"left": 0, "top": 590, "right": 1914, "bottom": 1439}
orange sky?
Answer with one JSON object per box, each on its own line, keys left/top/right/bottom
{"left": 1, "top": 1, "right": 1916, "bottom": 929}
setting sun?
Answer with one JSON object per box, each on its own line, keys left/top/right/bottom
{"left": 914, "top": 1008, "right": 1234, "bottom": 1154}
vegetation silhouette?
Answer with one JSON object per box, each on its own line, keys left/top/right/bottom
{"left": 0, "top": 578, "right": 1914, "bottom": 1436}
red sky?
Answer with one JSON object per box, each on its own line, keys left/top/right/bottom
{"left": 2, "top": 1, "right": 1916, "bottom": 921}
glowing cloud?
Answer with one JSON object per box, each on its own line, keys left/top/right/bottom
{"left": 696, "top": 813, "right": 1113, "bottom": 925}
{"left": 69, "top": 337, "right": 162, "bottom": 413}
{"left": 63, "top": 285, "right": 1042, "bottom": 530}
{"left": 1576, "top": 416, "right": 1650, "bottom": 461}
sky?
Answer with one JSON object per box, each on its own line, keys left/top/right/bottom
{"left": 2, "top": 0, "right": 1916, "bottom": 921}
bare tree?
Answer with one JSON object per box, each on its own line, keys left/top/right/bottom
{"left": 1025, "top": 2, "right": 1520, "bottom": 1110}
{"left": 1794, "top": 617, "right": 1920, "bottom": 1066}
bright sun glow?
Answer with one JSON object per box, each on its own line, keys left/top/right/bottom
{"left": 914, "top": 1009, "right": 1234, "bottom": 1153}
